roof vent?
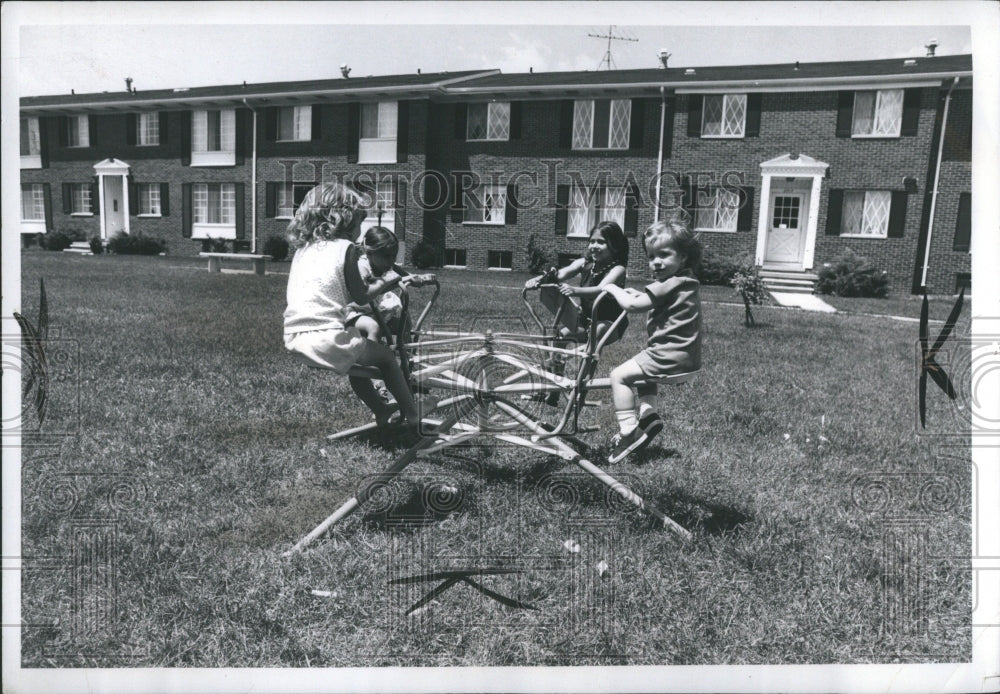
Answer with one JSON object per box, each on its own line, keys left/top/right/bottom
{"left": 684, "top": 68, "right": 695, "bottom": 75}
{"left": 657, "top": 49, "right": 671, "bottom": 69}
{"left": 925, "top": 38, "right": 938, "bottom": 57}
{"left": 904, "top": 58, "right": 917, "bottom": 66}
{"left": 340, "top": 64, "right": 351, "bottom": 79}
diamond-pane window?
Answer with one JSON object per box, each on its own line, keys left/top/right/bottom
{"left": 567, "top": 184, "right": 627, "bottom": 236}
{"left": 841, "top": 190, "right": 890, "bottom": 237}
{"left": 487, "top": 102, "right": 510, "bottom": 140}
{"left": 702, "top": 94, "right": 746, "bottom": 137}
{"left": 852, "top": 90, "right": 902, "bottom": 137}
{"left": 608, "top": 99, "right": 631, "bottom": 149}
{"left": 464, "top": 184, "right": 506, "bottom": 225}
{"left": 467, "top": 104, "right": 488, "bottom": 140}
{"left": 572, "top": 101, "right": 593, "bottom": 149}
{"left": 695, "top": 188, "right": 739, "bottom": 231}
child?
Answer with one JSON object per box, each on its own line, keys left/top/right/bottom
{"left": 524, "top": 220, "right": 630, "bottom": 346}
{"left": 346, "top": 226, "right": 434, "bottom": 345}
{"left": 598, "top": 211, "right": 702, "bottom": 463}
{"left": 282, "top": 183, "right": 422, "bottom": 434}
{"left": 346, "top": 226, "right": 434, "bottom": 402}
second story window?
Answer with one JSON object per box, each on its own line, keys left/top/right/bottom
{"left": 21, "top": 118, "right": 41, "bottom": 155}
{"left": 572, "top": 99, "right": 631, "bottom": 149}
{"left": 137, "top": 113, "right": 160, "bottom": 145}
{"left": 193, "top": 110, "right": 235, "bottom": 152}
{"left": 358, "top": 101, "right": 398, "bottom": 164}
{"left": 467, "top": 102, "right": 510, "bottom": 141}
{"left": 277, "top": 106, "right": 312, "bottom": 142}
{"left": 852, "top": 89, "right": 903, "bottom": 137}
{"left": 21, "top": 117, "right": 42, "bottom": 169}
{"left": 702, "top": 94, "right": 747, "bottom": 138}
{"left": 66, "top": 115, "right": 90, "bottom": 147}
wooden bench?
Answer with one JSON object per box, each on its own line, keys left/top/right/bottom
{"left": 199, "top": 252, "right": 272, "bottom": 276}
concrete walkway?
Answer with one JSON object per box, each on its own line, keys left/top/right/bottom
{"left": 769, "top": 291, "right": 837, "bottom": 313}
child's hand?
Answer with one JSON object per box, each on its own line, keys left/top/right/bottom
{"left": 558, "top": 283, "right": 576, "bottom": 297}
{"left": 525, "top": 277, "right": 540, "bottom": 290}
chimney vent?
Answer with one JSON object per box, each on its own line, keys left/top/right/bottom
{"left": 925, "top": 38, "right": 938, "bottom": 57}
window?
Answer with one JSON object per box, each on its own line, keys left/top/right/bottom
{"left": 21, "top": 184, "right": 45, "bottom": 221}
{"left": 69, "top": 183, "right": 93, "bottom": 215}
{"left": 467, "top": 102, "right": 510, "bottom": 141}
{"left": 365, "top": 181, "right": 396, "bottom": 222}
{"left": 701, "top": 94, "right": 747, "bottom": 138}
{"left": 852, "top": 89, "right": 903, "bottom": 137}
{"left": 573, "top": 99, "right": 631, "bottom": 149}
{"left": 193, "top": 183, "right": 235, "bottom": 224}
{"left": 464, "top": 184, "right": 506, "bottom": 225}
{"left": 444, "top": 248, "right": 467, "bottom": 267}
{"left": 840, "top": 190, "right": 891, "bottom": 237}
{"left": 275, "top": 183, "right": 314, "bottom": 219}
{"left": 361, "top": 101, "right": 397, "bottom": 140}
{"left": 694, "top": 188, "right": 741, "bottom": 231}
{"left": 277, "top": 106, "right": 312, "bottom": 142}
{"left": 20, "top": 118, "right": 41, "bottom": 155}
{"left": 359, "top": 101, "right": 398, "bottom": 163}
{"left": 567, "top": 184, "right": 626, "bottom": 238}
{"left": 193, "top": 109, "right": 235, "bottom": 152}
{"left": 487, "top": 250, "right": 512, "bottom": 270}
{"left": 137, "top": 113, "right": 160, "bottom": 145}
{"left": 138, "top": 184, "right": 161, "bottom": 216}
{"left": 66, "top": 115, "right": 89, "bottom": 147}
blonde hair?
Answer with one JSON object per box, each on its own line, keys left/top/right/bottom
{"left": 642, "top": 209, "right": 702, "bottom": 270}
{"left": 286, "top": 182, "right": 370, "bottom": 248}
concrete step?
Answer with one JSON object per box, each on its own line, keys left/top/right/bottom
{"left": 68, "top": 241, "right": 92, "bottom": 249}
{"left": 760, "top": 269, "right": 818, "bottom": 295}
{"left": 62, "top": 247, "right": 92, "bottom": 255}
{"left": 765, "top": 283, "right": 813, "bottom": 294}
{"left": 760, "top": 270, "right": 819, "bottom": 281}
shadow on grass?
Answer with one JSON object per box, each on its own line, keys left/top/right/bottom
{"left": 648, "top": 487, "right": 752, "bottom": 536}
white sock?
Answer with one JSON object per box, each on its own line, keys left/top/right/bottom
{"left": 615, "top": 410, "right": 638, "bottom": 435}
{"left": 638, "top": 394, "right": 657, "bottom": 419}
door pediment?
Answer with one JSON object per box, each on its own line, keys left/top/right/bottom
{"left": 759, "top": 153, "right": 829, "bottom": 178}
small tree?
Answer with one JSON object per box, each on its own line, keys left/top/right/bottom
{"left": 525, "top": 234, "right": 552, "bottom": 275}
{"left": 729, "top": 257, "right": 768, "bottom": 327}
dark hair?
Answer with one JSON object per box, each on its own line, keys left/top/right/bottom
{"left": 642, "top": 209, "right": 702, "bottom": 270}
{"left": 362, "top": 226, "right": 399, "bottom": 258}
{"left": 590, "top": 220, "right": 629, "bottom": 267}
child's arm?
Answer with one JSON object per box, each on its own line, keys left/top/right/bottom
{"left": 600, "top": 283, "right": 655, "bottom": 312}
{"left": 356, "top": 273, "right": 404, "bottom": 302}
{"left": 560, "top": 265, "right": 626, "bottom": 297}
{"left": 525, "top": 259, "right": 584, "bottom": 289}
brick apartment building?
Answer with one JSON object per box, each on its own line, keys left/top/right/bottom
{"left": 19, "top": 54, "right": 972, "bottom": 294}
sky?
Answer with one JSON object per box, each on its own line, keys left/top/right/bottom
{"left": 5, "top": 2, "right": 980, "bottom": 98}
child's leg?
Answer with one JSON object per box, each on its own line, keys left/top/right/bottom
{"left": 637, "top": 382, "right": 658, "bottom": 418}
{"left": 348, "top": 375, "right": 396, "bottom": 425}
{"left": 354, "top": 316, "right": 381, "bottom": 342}
{"left": 353, "top": 339, "right": 419, "bottom": 424}
{"left": 609, "top": 358, "right": 646, "bottom": 434}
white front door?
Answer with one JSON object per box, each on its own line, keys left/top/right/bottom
{"left": 764, "top": 192, "right": 807, "bottom": 269}
{"left": 102, "top": 175, "right": 127, "bottom": 239}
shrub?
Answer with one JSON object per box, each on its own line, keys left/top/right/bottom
{"left": 39, "top": 230, "right": 77, "bottom": 251}
{"left": 411, "top": 238, "right": 440, "bottom": 269}
{"left": 525, "top": 234, "right": 552, "bottom": 274}
{"left": 729, "top": 255, "right": 768, "bottom": 327}
{"left": 88, "top": 235, "right": 104, "bottom": 255}
{"left": 22, "top": 233, "right": 41, "bottom": 248}
{"left": 107, "top": 233, "right": 167, "bottom": 256}
{"left": 695, "top": 248, "right": 738, "bottom": 286}
{"left": 207, "top": 237, "right": 229, "bottom": 253}
{"left": 815, "top": 248, "right": 889, "bottom": 298}
{"left": 263, "top": 234, "right": 289, "bottom": 262}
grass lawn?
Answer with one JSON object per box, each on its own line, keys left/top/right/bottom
{"left": 18, "top": 251, "right": 971, "bottom": 667}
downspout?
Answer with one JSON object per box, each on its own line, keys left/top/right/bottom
{"left": 654, "top": 86, "right": 667, "bottom": 223}
{"left": 242, "top": 98, "right": 258, "bottom": 254}
{"left": 920, "top": 76, "right": 959, "bottom": 290}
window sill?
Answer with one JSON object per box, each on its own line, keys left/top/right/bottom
{"left": 565, "top": 233, "right": 591, "bottom": 240}
{"left": 486, "top": 267, "right": 513, "bottom": 272}
{"left": 138, "top": 214, "right": 162, "bottom": 218}
{"left": 136, "top": 142, "right": 161, "bottom": 147}
{"left": 466, "top": 137, "right": 510, "bottom": 143}
{"left": 850, "top": 134, "right": 901, "bottom": 139}
{"left": 699, "top": 134, "right": 745, "bottom": 139}
{"left": 20, "top": 155, "right": 42, "bottom": 169}
{"left": 694, "top": 227, "right": 737, "bottom": 233}
{"left": 357, "top": 159, "right": 399, "bottom": 165}
{"left": 462, "top": 221, "right": 506, "bottom": 227}
{"left": 190, "top": 151, "right": 236, "bottom": 167}
{"left": 571, "top": 146, "right": 629, "bottom": 151}
{"left": 275, "top": 138, "right": 312, "bottom": 143}
{"left": 838, "top": 234, "right": 887, "bottom": 239}
{"left": 443, "top": 264, "right": 467, "bottom": 269}
{"left": 70, "top": 212, "right": 94, "bottom": 217}
{"left": 274, "top": 216, "right": 293, "bottom": 221}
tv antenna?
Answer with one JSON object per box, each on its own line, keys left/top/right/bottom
{"left": 588, "top": 25, "right": 638, "bottom": 70}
